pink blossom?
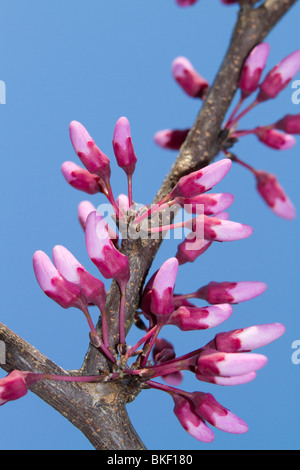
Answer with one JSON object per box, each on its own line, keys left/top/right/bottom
{"left": 196, "top": 348, "right": 268, "bottom": 377}
{"left": 196, "top": 280, "right": 267, "bottom": 304}
{"left": 192, "top": 392, "right": 248, "bottom": 434}
{"left": 275, "top": 114, "right": 300, "bottom": 134}
{"left": 113, "top": 117, "right": 137, "bottom": 177}
{"left": 176, "top": 192, "right": 234, "bottom": 215}
{"left": 85, "top": 211, "right": 130, "bottom": 288}
{"left": 150, "top": 258, "right": 179, "bottom": 316}
{"left": 169, "top": 159, "right": 232, "bottom": 199}
{"left": 33, "top": 250, "right": 87, "bottom": 311}
{"left": 214, "top": 323, "right": 286, "bottom": 353}
{"left": 168, "top": 304, "right": 233, "bottom": 331}
{"left": 176, "top": 0, "right": 198, "bottom": 6}
{"left": 255, "top": 127, "right": 296, "bottom": 150}
{"left": 52, "top": 245, "right": 107, "bottom": 311}
{"left": 255, "top": 170, "right": 296, "bottom": 220}
{"left": 173, "top": 394, "right": 215, "bottom": 443}
{"left": 0, "top": 371, "right": 40, "bottom": 406}
{"left": 154, "top": 129, "right": 190, "bottom": 150}
{"left": 61, "top": 161, "right": 104, "bottom": 195}
{"left": 239, "top": 43, "right": 270, "bottom": 98}
{"left": 153, "top": 338, "right": 183, "bottom": 385}
{"left": 258, "top": 50, "right": 300, "bottom": 101}
{"left": 172, "top": 57, "right": 209, "bottom": 99}
{"left": 69, "top": 121, "right": 111, "bottom": 186}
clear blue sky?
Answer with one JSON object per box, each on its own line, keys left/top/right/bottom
{"left": 0, "top": 0, "right": 299, "bottom": 450}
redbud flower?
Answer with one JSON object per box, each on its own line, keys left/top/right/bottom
{"left": 176, "top": 212, "right": 230, "bottom": 265}
{"left": 255, "top": 170, "right": 296, "bottom": 220}
{"left": 192, "top": 392, "right": 248, "bottom": 434}
{"left": 239, "top": 43, "right": 270, "bottom": 98}
{"left": 150, "top": 258, "right": 179, "bottom": 317}
{"left": 33, "top": 250, "right": 87, "bottom": 311}
{"left": 78, "top": 200, "right": 97, "bottom": 230}
{"left": 214, "top": 323, "right": 286, "bottom": 353}
{"left": 196, "top": 372, "right": 257, "bottom": 387}
{"left": 52, "top": 245, "right": 107, "bottom": 311}
{"left": 61, "top": 161, "right": 104, "bottom": 195}
{"left": 221, "top": 0, "right": 237, "bottom": 3}
{"left": 199, "top": 214, "right": 253, "bottom": 242}
{"left": 0, "top": 371, "right": 40, "bottom": 406}
{"left": 176, "top": 0, "right": 198, "bottom": 6}
{"left": 78, "top": 201, "right": 119, "bottom": 244}
{"left": 69, "top": 121, "right": 111, "bottom": 187}
{"left": 177, "top": 193, "right": 234, "bottom": 216}
{"left": 196, "top": 348, "right": 268, "bottom": 377}
{"left": 173, "top": 394, "right": 215, "bottom": 443}
{"left": 154, "top": 129, "right": 190, "bottom": 150}
{"left": 117, "top": 194, "right": 130, "bottom": 216}
{"left": 113, "top": 117, "right": 137, "bottom": 177}
{"left": 172, "top": 57, "right": 209, "bottom": 99}
{"left": 275, "top": 114, "right": 300, "bottom": 135}
{"left": 85, "top": 211, "right": 130, "bottom": 289}
{"left": 258, "top": 50, "right": 300, "bottom": 101}
{"left": 168, "top": 304, "right": 233, "bottom": 331}
{"left": 196, "top": 281, "right": 267, "bottom": 304}
{"left": 255, "top": 127, "right": 296, "bottom": 150}
{"left": 153, "top": 338, "right": 183, "bottom": 385}
{"left": 169, "top": 159, "right": 232, "bottom": 199}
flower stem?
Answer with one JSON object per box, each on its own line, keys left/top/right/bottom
{"left": 227, "top": 99, "right": 259, "bottom": 128}
{"left": 125, "top": 325, "right": 158, "bottom": 361}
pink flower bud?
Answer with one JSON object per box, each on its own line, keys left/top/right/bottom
{"left": 275, "top": 114, "right": 300, "bottom": 135}
{"left": 177, "top": 193, "right": 234, "bottom": 216}
{"left": 173, "top": 394, "right": 215, "bottom": 443}
{"left": 258, "top": 50, "right": 300, "bottom": 101}
{"left": 85, "top": 211, "right": 130, "bottom": 288}
{"left": 239, "top": 43, "right": 270, "bottom": 98}
{"left": 176, "top": 236, "right": 212, "bottom": 265}
{"left": 150, "top": 258, "right": 179, "bottom": 316}
{"left": 153, "top": 338, "right": 183, "bottom": 385}
{"left": 175, "top": 212, "right": 230, "bottom": 265}
{"left": 196, "top": 372, "right": 257, "bottom": 386}
{"left": 214, "top": 323, "right": 286, "bottom": 353}
{"left": 52, "top": 245, "right": 107, "bottom": 311}
{"left": 170, "top": 159, "right": 232, "bottom": 199}
{"left": 33, "top": 250, "right": 87, "bottom": 311}
{"left": 192, "top": 392, "right": 248, "bottom": 434}
{"left": 117, "top": 194, "right": 130, "bottom": 215}
{"left": 61, "top": 161, "right": 104, "bottom": 195}
{"left": 176, "top": 0, "right": 198, "bottom": 6}
{"left": 196, "top": 281, "right": 267, "bottom": 304}
{"left": 168, "top": 304, "right": 233, "bottom": 331}
{"left": 172, "top": 57, "right": 209, "bottom": 99}
{"left": 78, "top": 201, "right": 119, "bottom": 244}
{"left": 196, "top": 348, "right": 268, "bottom": 377}
{"left": 255, "top": 127, "right": 296, "bottom": 150}
{"left": 69, "top": 121, "right": 111, "bottom": 186}
{"left": 255, "top": 170, "right": 296, "bottom": 220}
{"left": 78, "top": 201, "right": 97, "bottom": 230}
{"left": 112, "top": 117, "right": 137, "bottom": 177}
{"left": 0, "top": 371, "right": 40, "bottom": 406}
{"left": 154, "top": 129, "right": 190, "bottom": 150}
{"left": 221, "top": 0, "right": 238, "bottom": 4}
{"left": 197, "top": 214, "right": 253, "bottom": 242}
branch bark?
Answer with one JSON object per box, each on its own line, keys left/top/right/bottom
{"left": 1, "top": 0, "right": 297, "bottom": 450}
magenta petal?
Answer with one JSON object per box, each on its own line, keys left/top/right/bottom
{"left": 197, "top": 349, "right": 268, "bottom": 377}
{"left": 215, "top": 323, "right": 286, "bottom": 352}
{"left": 193, "top": 393, "right": 248, "bottom": 434}
{"left": 173, "top": 395, "right": 215, "bottom": 443}
{"left": 151, "top": 258, "right": 179, "bottom": 316}
{"left": 78, "top": 201, "right": 97, "bottom": 230}
{"left": 196, "top": 372, "right": 257, "bottom": 386}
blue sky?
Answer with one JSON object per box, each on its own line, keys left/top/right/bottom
{"left": 0, "top": 0, "right": 299, "bottom": 450}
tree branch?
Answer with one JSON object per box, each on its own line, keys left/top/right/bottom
{"left": 1, "top": 0, "right": 297, "bottom": 450}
